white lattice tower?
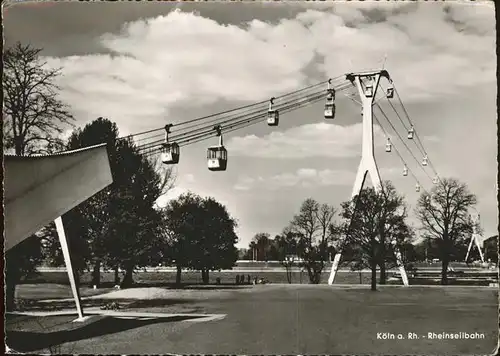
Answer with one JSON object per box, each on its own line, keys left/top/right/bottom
{"left": 328, "top": 70, "right": 409, "bottom": 286}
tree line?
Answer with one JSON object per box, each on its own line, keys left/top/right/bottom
{"left": 243, "top": 179, "right": 484, "bottom": 290}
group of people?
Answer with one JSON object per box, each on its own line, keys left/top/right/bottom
{"left": 235, "top": 274, "right": 269, "bottom": 285}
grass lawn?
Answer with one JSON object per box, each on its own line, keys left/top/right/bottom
{"left": 6, "top": 284, "right": 498, "bottom": 354}
{"left": 21, "top": 269, "right": 498, "bottom": 289}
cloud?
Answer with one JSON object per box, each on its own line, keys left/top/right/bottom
{"left": 227, "top": 122, "right": 388, "bottom": 159}
{"left": 234, "top": 168, "right": 354, "bottom": 191}
{"left": 183, "top": 173, "right": 196, "bottom": 183}
{"left": 40, "top": 3, "right": 494, "bottom": 136}
{"left": 155, "top": 186, "right": 189, "bottom": 208}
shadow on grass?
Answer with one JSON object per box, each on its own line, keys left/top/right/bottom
{"left": 126, "top": 298, "right": 195, "bottom": 308}
{"left": 108, "top": 282, "right": 253, "bottom": 290}
{"left": 17, "top": 297, "right": 200, "bottom": 312}
{"left": 6, "top": 314, "right": 205, "bottom": 352}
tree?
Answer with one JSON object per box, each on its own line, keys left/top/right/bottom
{"left": 483, "top": 235, "right": 498, "bottom": 264}
{"left": 3, "top": 42, "right": 74, "bottom": 155}
{"left": 288, "top": 198, "right": 337, "bottom": 284}
{"left": 250, "top": 233, "right": 271, "bottom": 261}
{"left": 3, "top": 42, "right": 75, "bottom": 310}
{"left": 5, "top": 235, "right": 45, "bottom": 311}
{"left": 162, "top": 192, "right": 204, "bottom": 285}
{"left": 274, "top": 231, "right": 301, "bottom": 283}
{"left": 44, "top": 117, "right": 174, "bottom": 288}
{"left": 416, "top": 178, "right": 477, "bottom": 285}
{"left": 162, "top": 193, "right": 239, "bottom": 285}
{"left": 374, "top": 182, "right": 414, "bottom": 284}
{"left": 191, "top": 197, "right": 239, "bottom": 283}
{"left": 339, "top": 182, "right": 412, "bottom": 291}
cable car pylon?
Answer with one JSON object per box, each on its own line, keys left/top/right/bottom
{"left": 465, "top": 211, "right": 485, "bottom": 263}
{"left": 327, "top": 69, "right": 409, "bottom": 287}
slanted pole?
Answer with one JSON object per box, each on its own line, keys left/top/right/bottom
{"left": 55, "top": 217, "right": 85, "bottom": 321}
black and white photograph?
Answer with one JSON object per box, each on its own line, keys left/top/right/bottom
{"left": 3, "top": 1, "right": 498, "bottom": 354}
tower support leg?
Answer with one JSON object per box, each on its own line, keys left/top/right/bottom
{"left": 55, "top": 217, "right": 87, "bottom": 322}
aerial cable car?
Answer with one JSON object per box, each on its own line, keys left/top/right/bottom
{"left": 267, "top": 97, "right": 279, "bottom": 126}
{"left": 324, "top": 79, "right": 336, "bottom": 119}
{"left": 365, "top": 77, "right": 374, "bottom": 98}
{"left": 422, "top": 155, "right": 428, "bottom": 166}
{"left": 415, "top": 183, "right": 421, "bottom": 193}
{"left": 386, "top": 81, "right": 394, "bottom": 99}
{"left": 432, "top": 176, "right": 439, "bottom": 184}
{"left": 160, "top": 123, "right": 180, "bottom": 164}
{"left": 385, "top": 138, "right": 392, "bottom": 152}
{"left": 407, "top": 126, "right": 415, "bottom": 140}
{"left": 207, "top": 125, "right": 227, "bottom": 171}
{"left": 403, "top": 165, "right": 408, "bottom": 176}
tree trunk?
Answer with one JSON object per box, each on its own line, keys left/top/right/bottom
{"left": 201, "top": 269, "right": 210, "bottom": 284}
{"left": 306, "top": 266, "right": 315, "bottom": 284}
{"left": 441, "top": 240, "right": 450, "bottom": 285}
{"left": 286, "top": 266, "right": 292, "bottom": 284}
{"left": 114, "top": 266, "right": 120, "bottom": 285}
{"left": 441, "top": 258, "right": 449, "bottom": 285}
{"left": 176, "top": 265, "right": 182, "bottom": 285}
{"left": 5, "top": 265, "right": 21, "bottom": 312}
{"left": 120, "top": 264, "right": 134, "bottom": 288}
{"left": 371, "top": 260, "right": 377, "bottom": 291}
{"left": 379, "top": 262, "right": 386, "bottom": 285}
{"left": 91, "top": 260, "right": 101, "bottom": 288}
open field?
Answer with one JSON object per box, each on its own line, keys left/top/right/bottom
{"left": 6, "top": 284, "right": 499, "bottom": 354}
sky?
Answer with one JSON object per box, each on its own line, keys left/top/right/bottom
{"left": 4, "top": 1, "right": 497, "bottom": 249}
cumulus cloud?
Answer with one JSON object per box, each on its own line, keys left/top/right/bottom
{"left": 234, "top": 168, "right": 354, "bottom": 191}
{"left": 226, "top": 122, "right": 388, "bottom": 159}
{"left": 41, "top": 3, "right": 494, "bottom": 134}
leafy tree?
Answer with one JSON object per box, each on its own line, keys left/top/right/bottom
{"left": 5, "top": 235, "right": 45, "bottom": 311}
{"left": 339, "top": 182, "right": 412, "bottom": 291}
{"left": 250, "top": 233, "right": 271, "bottom": 261}
{"left": 162, "top": 192, "right": 204, "bottom": 284}
{"left": 162, "top": 193, "right": 239, "bottom": 284}
{"left": 44, "top": 117, "right": 174, "bottom": 288}
{"left": 416, "top": 178, "right": 477, "bottom": 285}
{"left": 191, "top": 197, "right": 239, "bottom": 283}
{"left": 483, "top": 235, "right": 498, "bottom": 264}
{"left": 3, "top": 42, "right": 74, "bottom": 155}
{"left": 104, "top": 149, "right": 169, "bottom": 288}
{"left": 288, "top": 198, "right": 337, "bottom": 284}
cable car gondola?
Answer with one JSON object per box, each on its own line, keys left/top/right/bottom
{"left": 422, "top": 155, "right": 428, "bottom": 166}
{"left": 432, "top": 176, "right": 439, "bottom": 184}
{"left": 407, "top": 126, "right": 414, "bottom": 140}
{"left": 267, "top": 97, "right": 279, "bottom": 126}
{"left": 403, "top": 165, "right": 408, "bottom": 176}
{"left": 161, "top": 124, "right": 180, "bottom": 164}
{"left": 324, "top": 79, "right": 336, "bottom": 119}
{"left": 415, "top": 183, "right": 421, "bottom": 193}
{"left": 386, "top": 82, "right": 394, "bottom": 99}
{"left": 365, "top": 77, "right": 374, "bottom": 98}
{"left": 385, "top": 138, "right": 392, "bottom": 152}
{"left": 207, "top": 125, "right": 227, "bottom": 171}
